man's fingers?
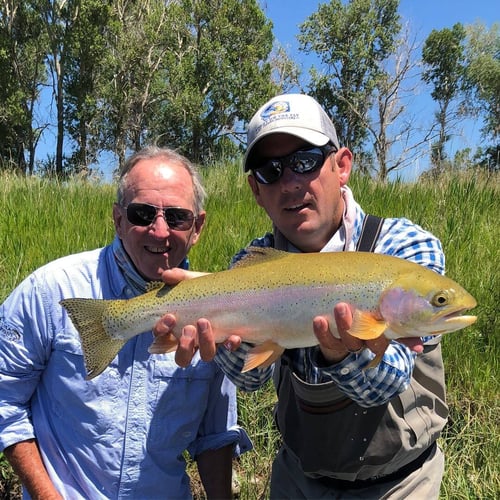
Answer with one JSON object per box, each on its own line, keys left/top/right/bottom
{"left": 334, "top": 304, "right": 363, "bottom": 353}
{"left": 153, "top": 313, "right": 176, "bottom": 337}
{"left": 333, "top": 303, "right": 352, "bottom": 332}
{"left": 175, "top": 325, "right": 198, "bottom": 367}
{"left": 197, "top": 318, "right": 217, "bottom": 362}
{"left": 223, "top": 335, "right": 242, "bottom": 352}
{"left": 160, "top": 268, "right": 208, "bottom": 285}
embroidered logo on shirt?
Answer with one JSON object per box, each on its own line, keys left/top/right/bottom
{"left": 0, "top": 317, "right": 21, "bottom": 341}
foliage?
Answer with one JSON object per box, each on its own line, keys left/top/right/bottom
{"left": 463, "top": 22, "right": 500, "bottom": 144}
{"left": 0, "top": 1, "right": 497, "bottom": 181}
{"left": 0, "top": 166, "right": 498, "bottom": 498}
{"left": 0, "top": 0, "right": 283, "bottom": 175}
{"left": 422, "top": 23, "right": 467, "bottom": 169}
{"left": 0, "top": 0, "right": 47, "bottom": 173}
{"left": 147, "top": 0, "right": 279, "bottom": 163}
{"left": 298, "top": 0, "right": 401, "bottom": 152}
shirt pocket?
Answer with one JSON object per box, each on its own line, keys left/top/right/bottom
{"left": 148, "top": 356, "right": 215, "bottom": 448}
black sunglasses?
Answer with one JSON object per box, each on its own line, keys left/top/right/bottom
{"left": 251, "top": 144, "right": 337, "bottom": 185}
{"left": 125, "top": 203, "right": 196, "bottom": 231}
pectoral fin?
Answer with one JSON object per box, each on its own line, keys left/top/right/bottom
{"left": 148, "top": 333, "right": 179, "bottom": 354}
{"left": 348, "top": 310, "right": 387, "bottom": 340}
{"left": 242, "top": 341, "right": 285, "bottom": 372}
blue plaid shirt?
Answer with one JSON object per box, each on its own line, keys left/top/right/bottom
{"left": 214, "top": 192, "right": 445, "bottom": 407}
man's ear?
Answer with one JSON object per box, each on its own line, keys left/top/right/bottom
{"left": 247, "top": 174, "right": 264, "bottom": 207}
{"left": 334, "top": 147, "right": 353, "bottom": 186}
{"left": 190, "top": 211, "right": 206, "bottom": 245}
{"left": 112, "top": 203, "right": 124, "bottom": 238}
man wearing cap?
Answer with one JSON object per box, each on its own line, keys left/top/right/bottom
{"left": 155, "top": 94, "right": 448, "bottom": 499}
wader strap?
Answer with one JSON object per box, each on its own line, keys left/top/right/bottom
{"left": 355, "top": 215, "right": 385, "bottom": 252}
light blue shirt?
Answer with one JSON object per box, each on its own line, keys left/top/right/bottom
{"left": 0, "top": 242, "right": 251, "bottom": 499}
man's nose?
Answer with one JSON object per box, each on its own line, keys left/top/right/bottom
{"left": 149, "top": 213, "right": 171, "bottom": 236}
{"left": 279, "top": 166, "right": 302, "bottom": 191}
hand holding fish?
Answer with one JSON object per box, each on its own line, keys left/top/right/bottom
{"left": 152, "top": 302, "right": 358, "bottom": 367}
{"left": 153, "top": 267, "right": 425, "bottom": 368}
{"left": 153, "top": 267, "right": 365, "bottom": 366}
{"left": 61, "top": 250, "right": 477, "bottom": 379}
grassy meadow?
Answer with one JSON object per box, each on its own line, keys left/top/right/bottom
{"left": 0, "top": 164, "right": 498, "bottom": 499}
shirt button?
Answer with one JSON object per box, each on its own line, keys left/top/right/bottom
{"left": 340, "top": 367, "right": 350, "bottom": 375}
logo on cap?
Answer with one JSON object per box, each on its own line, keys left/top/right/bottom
{"left": 261, "top": 100, "right": 290, "bottom": 120}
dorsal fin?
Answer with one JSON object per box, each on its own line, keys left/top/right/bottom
{"left": 232, "top": 246, "right": 289, "bottom": 269}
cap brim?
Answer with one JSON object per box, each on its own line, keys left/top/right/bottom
{"left": 243, "top": 128, "right": 331, "bottom": 171}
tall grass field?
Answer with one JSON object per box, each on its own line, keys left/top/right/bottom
{"left": 0, "top": 164, "right": 498, "bottom": 499}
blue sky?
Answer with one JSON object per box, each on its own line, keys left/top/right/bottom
{"left": 262, "top": 0, "right": 498, "bottom": 179}
{"left": 264, "top": 0, "right": 497, "bottom": 55}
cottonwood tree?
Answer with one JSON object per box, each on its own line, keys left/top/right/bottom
{"left": 297, "top": 0, "right": 401, "bottom": 153}
{"left": 63, "top": 0, "right": 112, "bottom": 174}
{"left": 0, "top": 0, "right": 47, "bottom": 173}
{"left": 92, "top": 0, "right": 173, "bottom": 168}
{"left": 366, "top": 25, "right": 432, "bottom": 181}
{"left": 463, "top": 21, "right": 499, "bottom": 167}
{"left": 147, "top": 0, "right": 279, "bottom": 163}
{"left": 92, "top": 0, "right": 278, "bottom": 168}
{"left": 421, "top": 23, "right": 466, "bottom": 171}
{"left": 39, "top": 0, "right": 83, "bottom": 175}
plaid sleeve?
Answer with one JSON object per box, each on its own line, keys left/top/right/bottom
{"left": 305, "top": 343, "right": 415, "bottom": 407}
{"left": 375, "top": 218, "right": 445, "bottom": 275}
{"left": 214, "top": 343, "right": 273, "bottom": 392}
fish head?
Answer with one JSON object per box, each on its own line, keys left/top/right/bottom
{"left": 379, "top": 271, "right": 477, "bottom": 338}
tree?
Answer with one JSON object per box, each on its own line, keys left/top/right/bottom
{"left": 366, "top": 24, "right": 429, "bottom": 181}
{"left": 421, "top": 23, "right": 466, "bottom": 171}
{"left": 0, "top": 0, "right": 47, "bottom": 173}
{"left": 64, "top": 0, "right": 113, "bottom": 174}
{"left": 463, "top": 22, "right": 499, "bottom": 145}
{"left": 148, "top": 0, "right": 279, "bottom": 163}
{"left": 297, "top": 0, "right": 401, "bottom": 152}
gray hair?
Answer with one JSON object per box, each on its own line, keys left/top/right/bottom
{"left": 117, "top": 146, "right": 206, "bottom": 215}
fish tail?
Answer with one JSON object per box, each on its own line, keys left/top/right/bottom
{"left": 60, "top": 298, "right": 127, "bottom": 380}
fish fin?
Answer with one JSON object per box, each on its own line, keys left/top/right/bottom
{"left": 241, "top": 341, "right": 285, "bottom": 372}
{"left": 60, "top": 298, "right": 127, "bottom": 380}
{"left": 148, "top": 333, "right": 179, "bottom": 354}
{"left": 232, "top": 247, "right": 288, "bottom": 269}
{"left": 348, "top": 310, "right": 387, "bottom": 340}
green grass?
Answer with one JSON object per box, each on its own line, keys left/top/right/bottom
{"left": 0, "top": 166, "right": 498, "bottom": 499}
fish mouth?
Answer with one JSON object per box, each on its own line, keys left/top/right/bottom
{"left": 431, "top": 306, "right": 477, "bottom": 334}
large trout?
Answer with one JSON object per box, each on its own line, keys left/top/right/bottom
{"left": 60, "top": 248, "right": 477, "bottom": 379}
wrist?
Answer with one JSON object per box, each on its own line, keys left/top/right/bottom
{"left": 313, "top": 346, "right": 349, "bottom": 367}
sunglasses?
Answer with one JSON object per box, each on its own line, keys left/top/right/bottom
{"left": 125, "top": 203, "right": 196, "bottom": 231}
{"left": 251, "top": 144, "right": 337, "bottom": 185}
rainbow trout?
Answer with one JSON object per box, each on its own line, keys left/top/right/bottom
{"left": 60, "top": 248, "right": 477, "bottom": 379}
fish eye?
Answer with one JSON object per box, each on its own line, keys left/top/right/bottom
{"left": 431, "top": 291, "right": 449, "bottom": 307}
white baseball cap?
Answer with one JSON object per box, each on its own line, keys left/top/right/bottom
{"left": 243, "top": 93, "right": 340, "bottom": 171}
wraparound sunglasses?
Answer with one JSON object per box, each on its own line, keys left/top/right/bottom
{"left": 251, "top": 144, "right": 337, "bottom": 185}
{"left": 125, "top": 203, "right": 196, "bottom": 231}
